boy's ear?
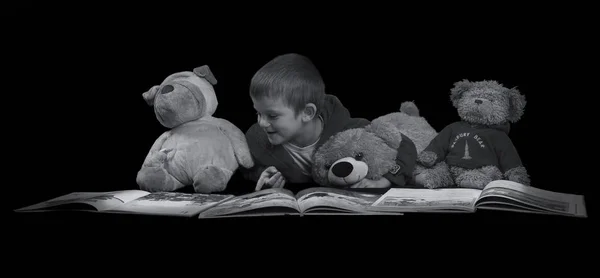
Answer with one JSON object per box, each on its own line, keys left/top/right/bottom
{"left": 301, "top": 103, "right": 317, "bottom": 122}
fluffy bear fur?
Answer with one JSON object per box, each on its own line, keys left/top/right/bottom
{"left": 136, "top": 65, "right": 254, "bottom": 193}
{"left": 415, "top": 79, "right": 530, "bottom": 189}
{"left": 312, "top": 101, "right": 443, "bottom": 187}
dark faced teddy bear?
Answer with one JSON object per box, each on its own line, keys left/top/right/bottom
{"left": 136, "top": 65, "right": 254, "bottom": 193}
{"left": 414, "top": 79, "right": 530, "bottom": 189}
{"left": 311, "top": 101, "right": 443, "bottom": 188}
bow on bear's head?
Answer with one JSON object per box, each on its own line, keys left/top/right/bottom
{"left": 142, "top": 65, "right": 219, "bottom": 128}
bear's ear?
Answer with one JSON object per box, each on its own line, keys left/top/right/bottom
{"left": 506, "top": 87, "right": 526, "bottom": 122}
{"left": 311, "top": 150, "right": 331, "bottom": 187}
{"left": 193, "top": 65, "right": 217, "bottom": 85}
{"left": 142, "top": 85, "right": 160, "bottom": 106}
{"left": 365, "top": 119, "right": 403, "bottom": 150}
{"left": 450, "top": 79, "right": 473, "bottom": 108}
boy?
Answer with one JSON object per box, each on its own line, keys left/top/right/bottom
{"left": 242, "top": 53, "right": 417, "bottom": 192}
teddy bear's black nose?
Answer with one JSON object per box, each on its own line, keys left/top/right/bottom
{"left": 474, "top": 99, "right": 483, "bottom": 104}
{"left": 161, "top": 85, "right": 174, "bottom": 95}
{"left": 331, "top": 161, "right": 353, "bottom": 178}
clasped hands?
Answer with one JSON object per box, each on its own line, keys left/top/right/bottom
{"left": 255, "top": 166, "right": 391, "bottom": 191}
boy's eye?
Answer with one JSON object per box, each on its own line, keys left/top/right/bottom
{"left": 256, "top": 112, "right": 277, "bottom": 117}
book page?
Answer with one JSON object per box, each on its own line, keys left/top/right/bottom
{"left": 198, "top": 188, "right": 300, "bottom": 218}
{"left": 474, "top": 198, "right": 557, "bottom": 215}
{"left": 14, "top": 190, "right": 150, "bottom": 212}
{"left": 477, "top": 180, "right": 587, "bottom": 217}
{"left": 367, "top": 188, "right": 482, "bottom": 213}
{"left": 107, "top": 192, "right": 234, "bottom": 217}
{"left": 110, "top": 190, "right": 152, "bottom": 204}
{"left": 295, "top": 187, "right": 384, "bottom": 214}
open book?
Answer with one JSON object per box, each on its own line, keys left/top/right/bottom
{"left": 367, "top": 180, "right": 587, "bottom": 218}
{"left": 14, "top": 190, "right": 235, "bottom": 217}
{"left": 197, "top": 187, "right": 403, "bottom": 218}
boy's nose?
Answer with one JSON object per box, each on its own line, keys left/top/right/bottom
{"left": 258, "top": 116, "right": 270, "bottom": 128}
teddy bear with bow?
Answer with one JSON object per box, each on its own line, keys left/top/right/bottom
{"left": 415, "top": 79, "right": 530, "bottom": 189}
{"left": 311, "top": 101, "right": 445, "bottom": 188}
{"left": 136, "top": 65, "right": 254, "bottom": 193}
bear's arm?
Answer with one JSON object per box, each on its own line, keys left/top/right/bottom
{"left": 494, "top": 132, "right": 524, "bottom": 173}
{"left": 383, "top": 133, "right": 418, "bottom": 187}
{"left": 423, "top": 123, "right": 455, "bottom": 163}
{"left": 141, "top": 131, "right": 171, "bottom": 167}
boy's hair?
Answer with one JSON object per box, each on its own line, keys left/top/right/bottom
{"left": 250, "top": 53, "right": 325, "bottom": 116}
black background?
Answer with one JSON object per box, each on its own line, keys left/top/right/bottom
{"left": 8, "top": 7, "right": 596, "bottom": 221}
{"left": 6, "top": 6, "right": 598, "bottom": 269}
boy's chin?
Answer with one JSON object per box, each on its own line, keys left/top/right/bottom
{"left": 266, "top": 134, "right": 285, "bottom": 145}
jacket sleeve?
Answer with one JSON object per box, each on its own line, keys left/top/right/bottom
{"left": 325, "top": 94, "right": 370, "bottom": 130}
{"left": 343, "top": 117, "right": 371, "bottom": 130}
{"left": 241, "top": 125, "right": 267, "bottom": 183}
{"left": 383, "top": 134, "right": 418, "bottom": 187}
{"left": 239, "top": 154, "right": 266, "bottom": 183}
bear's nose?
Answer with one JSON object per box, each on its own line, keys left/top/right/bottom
{"left": 474, "top": 99, "right": 483, "bottom": 104}
{"left": 161, "top": 85, "right": 174, "bottom": 95}
{"left": 331, "top": 161, "right": 353, "bottom": 178}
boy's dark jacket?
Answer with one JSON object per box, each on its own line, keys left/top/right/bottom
{"left": 242, "top": 94, "right": 417, "bottom": 190}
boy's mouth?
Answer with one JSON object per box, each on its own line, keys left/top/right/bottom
{"left": 265, "top": 131, "right": 277, "bottom": 135}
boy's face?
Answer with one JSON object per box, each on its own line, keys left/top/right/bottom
{"left": 252, "top": 96, "right": 304, "bottom": 145}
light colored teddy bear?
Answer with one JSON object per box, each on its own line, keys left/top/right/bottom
{"left": 136, "top": 65, "right": 254, "bottom": 193}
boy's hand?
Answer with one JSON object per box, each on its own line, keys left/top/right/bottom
{"left": 255, "top": 166, "right": 286, "bottom": 191}
{"left": 350, "top": 178, "right": 392, "bottom": 189}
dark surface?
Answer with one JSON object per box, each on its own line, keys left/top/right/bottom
{"left": 11, "top": 203, "right": 593, "bottom": 253}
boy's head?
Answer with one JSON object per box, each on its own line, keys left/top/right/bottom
{"left": 250, "top": 53, "right": 326, "bottom": 146}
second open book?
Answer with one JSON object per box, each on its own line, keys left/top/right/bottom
{"left": 197, "top": 187, "right": 400, "bottom": 218}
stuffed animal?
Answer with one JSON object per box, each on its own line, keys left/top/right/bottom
{"left": 415, "top": 79, "right": 530, "bottom": 189}
{"left": 311, "top": 101, "right": 445, "bottom": 188}
{"left": 136, "top": 65, "right": 254, "bottom": 193}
